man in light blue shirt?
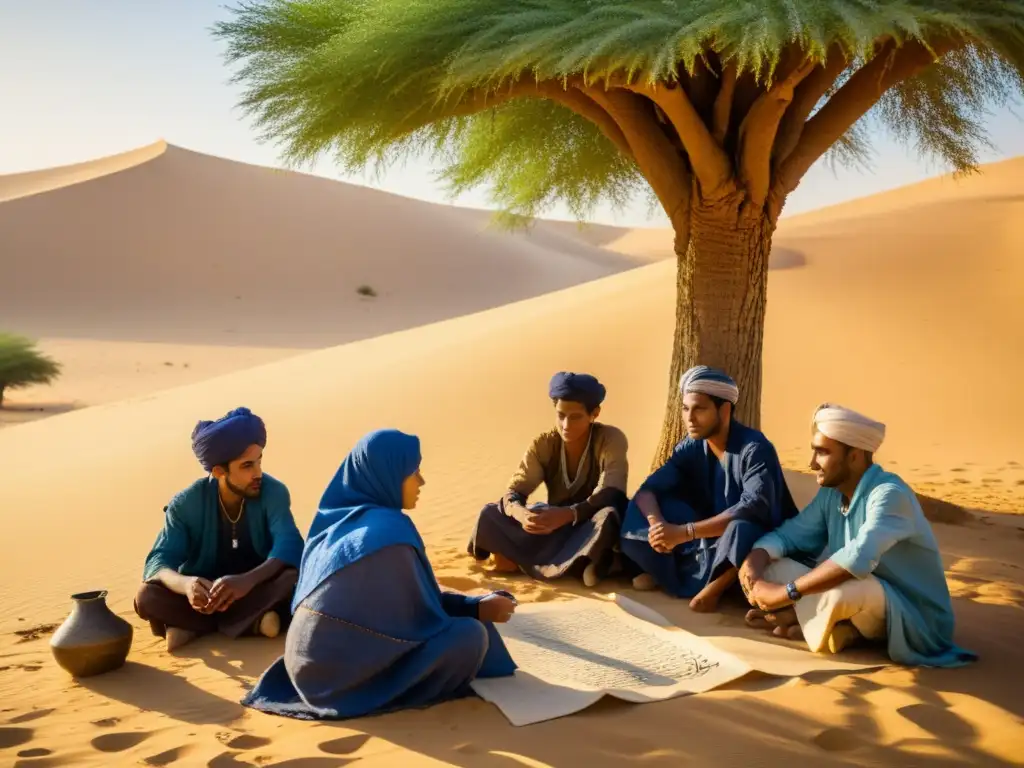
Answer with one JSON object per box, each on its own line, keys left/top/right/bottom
{"left": 739, "top": 404, "right": 975, "bottom": 667}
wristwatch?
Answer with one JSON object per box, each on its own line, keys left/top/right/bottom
{"left": 785, "top": 581, "right": 802, "bottom": 602}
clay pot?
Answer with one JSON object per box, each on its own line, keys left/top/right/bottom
{"left": 50, "top": 590, "right": 133, "bottom": 677}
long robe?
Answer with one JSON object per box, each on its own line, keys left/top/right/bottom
{"left": 467, "top": 423, "right": 629, "bottom": 580}
{"left": 620, "top": 420, "right": 797, "bottom": 597}
{"left": 243, "top": 430, "right": 516, "bottom": 720}
{"left": 753, "top": 464, "right": 976, "bottom": 667}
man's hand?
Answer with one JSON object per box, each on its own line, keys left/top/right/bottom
{"left": 477, "top": 593, "right": 517, "bottom": 623}
{"left": 748, "top": 580, "right": 792, "bottom": 612}
{"left": 187, "top": 577, "right": 215, "bottom": 614}
{"left": 739, "top": 549, "right": 771, "bottom": 598}
{"left": 648, "top": 519, "right": 690, "bottom": 553}
{"left": 523, "top": 507, "right": 573, "bottom": 535}
{"left": 207, "top": 574, "right": 255, "bottom": 612}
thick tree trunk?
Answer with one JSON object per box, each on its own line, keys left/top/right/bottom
{"left": 650, "top": 194, "right": 774, "bottom": 470}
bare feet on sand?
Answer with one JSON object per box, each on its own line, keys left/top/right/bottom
{"left": 490, "top": 553, "right": 520, "bottom": 574}
{"left": 689, "top": 567, "right": 738, "bottom": 613}
{"left": 745, "top": 608, "right": 804, "bottom": 641}
{"left": 582, "top": 562, "right": 601, "bottom": 588}
{"left": 632, "top": 573, "right": 658, "bottom": 591}
{"left": 166, "top": 627, "right": 198, "bottom": 652}
{"left": 827, "top": 621, "right": 861, "bottom": 653}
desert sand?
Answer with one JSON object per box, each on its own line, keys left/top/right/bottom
{"left": 0, "top": 142, "right": 667, "bottom": 429}
{"left": 0, "top": 148, "right": 1022, "bottom": 766}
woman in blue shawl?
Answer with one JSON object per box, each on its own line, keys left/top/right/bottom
{"left": 242, "top": 429, "right": 518, "bottom": 720}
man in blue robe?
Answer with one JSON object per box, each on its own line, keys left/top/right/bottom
{"left": 620, "top": 366, "right": 797, "bottom": 611}
{"left": 740, "top": 405, "right": 976, "bottom": 667}
{"left": 135, "top": 407, "right": 305, "bottom": 651}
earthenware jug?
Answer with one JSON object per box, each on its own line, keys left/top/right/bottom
{"left": 50, "top": 590, "right": 133, "bottom": 677}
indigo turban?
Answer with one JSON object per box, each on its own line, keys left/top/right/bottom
{"left": 813, "top": 404, "right": 886, "bottom": 453}
{"left": 549, "top": 372, "right": 606, "bottom": 412}
{"left": 679, "top": 365, "right": 739, "bottom": 404}
{"left": 191, "top": 407, "right": 267, "bottom": 471}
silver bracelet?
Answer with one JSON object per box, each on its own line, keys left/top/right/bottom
{"left": 686, "top": 522, "right": 696, "bottom": 541}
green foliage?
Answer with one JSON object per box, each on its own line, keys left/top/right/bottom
{"left": 213, "top": 0, "right": 1024, "bottom": 219}
{"left": 0, "top": 333, "right": 61, "bottom": 406}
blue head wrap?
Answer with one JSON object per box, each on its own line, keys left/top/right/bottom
{"left": 190, "top": 407, "right": 267, "bottom": 471}
{"left": 292, "top": 429, "right": 424, "bottom": 611}
{"left": 679, "top": 366, "right": 739, "bottom": 404}
{"left": 548, "top": 372, "right": 607, "bottom": 412}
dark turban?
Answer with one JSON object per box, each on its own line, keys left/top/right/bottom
{"left": 548, "top": 372, "right": 606, "bottom": 412}
{"left": 191, "top": 407, "right": 267, "bottom": 471}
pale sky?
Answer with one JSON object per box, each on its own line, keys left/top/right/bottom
{"left": 2, "top": 1, "right": 1022, "bottom": 227}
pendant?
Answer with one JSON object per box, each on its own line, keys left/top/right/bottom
{"left": 232, "top": 538, "right": 239, "bottom": 549}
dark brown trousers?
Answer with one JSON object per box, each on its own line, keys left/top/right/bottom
{"left": 134, "top": 569, "right": 297, "bottom": 639}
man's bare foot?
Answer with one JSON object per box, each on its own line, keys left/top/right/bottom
{"left": 827, "top": 621, "right": 861, "bottom": 653}
{"left": 632, "top": 573, "right": 658, "bottom": 591}
{"left": 166, "top": 627, "right": 198, "bottom": 652}
{"left": 745, "top": 608, "right": 772, "bottom": 630}
{"left": 490, "top": 554, "right": 520, "bottom": 574}
{"left": 255, "top": 611, "right": 281, "bottom": 639}
{"left": 582, "top": 563, "right": 601, "bottom": 588}
{"left": 689, "top": 567, "right": 738, "bottom": 613}
{"left": 772, "top": 624, "right": 805, "bottom": 641}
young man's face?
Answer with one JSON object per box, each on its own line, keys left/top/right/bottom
{"left": 681, "top": 392, "right": 726, "bottom": 440}
{"left": 554, "top": 399, "right": 598, "bottom": 444}
{"left": 213, "top": 443, "right": 264, "bottom": 498}
{"left": 809, "top": 432, "right": 855, "bottom": 488}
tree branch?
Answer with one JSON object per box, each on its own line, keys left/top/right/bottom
{"left": 776, "top": 35, "right": 963, "bottom": 194}
{"left": 535, "top": 83, "right": 634, "bottom": 160}
{"left": 771, "top": 47, "right": 850, "bottom": 169}
{"left": 712, "top": 63, "right": 738, "bottom": 143}
{"left": 737, "top": 59, "right": 816, "bottom": 207}
{"left": 609, "top": 78, "right": 733, "bottom": 199}
{"left": 580, "top": 84, "right": 691, "bottom": 224}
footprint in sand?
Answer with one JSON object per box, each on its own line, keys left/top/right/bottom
{"left": 91, "top": 717, "right": 120, "bottom": 727}
{"left": 898, "top": 703, "right": 976, "bottom": 741}
{"left": 319, "top": 734, "right": 370, "bottom": 755}
{"left": 12, "top": 623, "right": 59, "bottom": 643}
{"left": 91, "top": 731, "right": 152, "bottom": 753}
{"left": 17, "top": 747, "right": 53, "bottom": 758}
{"left": 225, "top": 734, "right": 272, "bottom": 750}
{"left": 143, "top": 744, "right": 195, "bottom": 766}
{"left": 0, "top": 727, "right": 34, "bottom": 749}
{"left": 7, "top": 709, "right": 54, "bottom": 724}
{"left": 811, "top": 727, "right": 866, "bottom": 752}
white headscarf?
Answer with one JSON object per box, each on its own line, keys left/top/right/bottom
{"left": 679, "top": 365, "right": 739, "bottom": 404}
{"left": 812, "top": 404, "right": 886, "bottom": 453}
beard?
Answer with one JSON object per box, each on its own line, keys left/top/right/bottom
{"left": 690, "top": 413, "right": 723, "bottom": 441}
{"left": 225, "top": 474, "right": 261, "bottom": 499}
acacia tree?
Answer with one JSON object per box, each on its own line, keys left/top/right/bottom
{"left": 214, "top": 1, "right": 1024, "bottom": 466}
{"left": 0, "top": 333, "right": 61, "bottom": 407}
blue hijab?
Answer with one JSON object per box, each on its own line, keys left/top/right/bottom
{"left": 292, "top": 429, "right": 425, "bottom": 612}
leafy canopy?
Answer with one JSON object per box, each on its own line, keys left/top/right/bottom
{"left": 0, "top": 333, "right": 62, "bottom": 402}
{"left": 214, "top": 1, "right": 1024, "bottom": 219}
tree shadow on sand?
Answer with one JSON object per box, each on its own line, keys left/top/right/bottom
{"left": 78, "top": 661, "right": 243, "bottom": 726}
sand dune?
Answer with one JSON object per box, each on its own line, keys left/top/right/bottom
{"left": 1, "top": 232, "right": 1022, "bottom": 764}
{"left": 0, "top": 141, "right": 666, "bottom": 348}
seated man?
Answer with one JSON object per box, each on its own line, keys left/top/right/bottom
{"left": 135, "top": 407, "right": 305, "bottom": 651}
{"left": 740, "top": 404, "right": 976, "bottom": 667}
{"left": 467, "top": 372, "right": 629, "bottom": 588}
{"left": 620, "top": 366, "right": 797, "bottom": 611}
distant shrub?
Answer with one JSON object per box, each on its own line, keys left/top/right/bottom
{"left": 0, "top": 333, "right": 62, "bottom": 407}
{"left": 356, "top": 285, "right": 378, "bottom": 298}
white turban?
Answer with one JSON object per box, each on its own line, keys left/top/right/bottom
{"left": 812, "top": 404, "right": 886, "bottom": 453}
{"left": 679, "top": 365, "right": 739, "bottom": 404}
